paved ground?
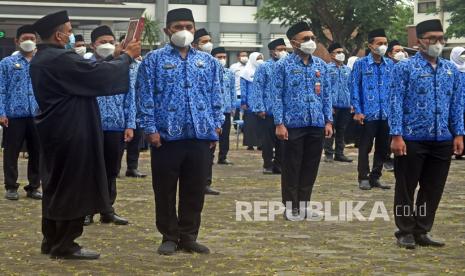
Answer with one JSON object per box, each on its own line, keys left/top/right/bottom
{"left": 0, "top": 134, "right": 464, "bottom": 275}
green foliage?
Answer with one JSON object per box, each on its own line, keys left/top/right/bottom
{"left": 256, "top": 0, "right": 412, "bottom": 54}
{"left": 142, "top": 14, "right": 161, "bottom": 50}
{"left": 443, "top": 0, "right": 465, "bottom": 38}
{"left": 386, "top": 2, "right": 414, "bottom": 46}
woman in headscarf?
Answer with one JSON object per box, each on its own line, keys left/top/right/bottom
{"left": 240, "top": 52, "right": 264, "bottom": 150}
{"left": 347, "top": 56, "right": 359, "bottom": 70}
{"left": 450, "top": 47, "right": 465, "bottom": 160}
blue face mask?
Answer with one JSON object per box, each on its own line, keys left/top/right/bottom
{"left": 61, "top": 32, "right": 75, "bottom": 49}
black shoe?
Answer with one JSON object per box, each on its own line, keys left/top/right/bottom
{"left": 52, "top": 248, "right": 100, "bottom": 260}
{"left": 100, "top": 213, "right": 129, "bottom": 225}
{"left": 41, "top": 241, "right": 51, "bottom": 255}
{"left": 26, "top": 189, "right": 42, "bottom": 200}
{"left": 84, "top": 215, "right": 94, "bottom": 226}
{"left": 125, "top": 169, "right": 147, "bottom": 178}
{"left": 323, "top": 155, "right": 334, "bottom": 163}
{"left": 414, "top": 234, "right": 445, "bottom": 247}
{"left": 257, "top": 147, "right": 262, "bottom": 151}
{"left": 455, "top": 155, "right": 464, "bottom": 160}
{"left": 359, "top": 180, "right": 372, "bottom": 190}
{"left": 397, "top": 234, "right": 416, "bottom": 249}
{"left": 383, "top": 161, "right": 394, "bottom": 172}
{"left": 246, "top": 146, "right": 255, "bottom": 151}
{"left": 370, "top": 179, "right": 391, "bottom": 189}
{"left": 179, "top": 241, "right": 210, "bottom": 254}
{"left": 263, "top": 168, "right": 274, "bottom": 175}
{"left": 272, "top": 167, "right": 282, "bottom": 175}
{"left": 217, "top": 159, "right": 233, "bottom": 165}
{"left": 334, "top": 155, "right": 353, "bottom": 163}
{"left": 205, "top": 186, "right": 220, "bottom": 195}
{"left": 5, "top": 189, "right": 19, "bottom": 200}
{"left": 157, "top": 241, "right": 178, "bottom": 255}
{"left": 283, "top": 208, "right": 301, "bottom": 221}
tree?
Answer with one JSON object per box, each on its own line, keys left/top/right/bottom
{"left": 443, "top": 0, "right": 465, "bottom": 38}
{"left": 142, "top": 14, "right": 161, "bottom": 50}
{"left": 386, "top": 2, "right": 414, "bottom": 46}
{"left": 256, "top": 0, "right": 404, "bottom": 55}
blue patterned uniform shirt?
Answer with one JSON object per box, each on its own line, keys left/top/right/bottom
{"left": 350, "top": 53, "right": 393, "bottom": 121}
{"left": 272, "top": 53, "right": 333, "bottom": 128}
{"left": 240, "top": 77, "right": 255, "bottom": 114}
{"left": 221, "top": 68, "right": 236, "bottom": 114}
{"left": 250, "top": 59, "right": 276, "bottom": 115}
{"left": 0, "top": 54, "right": 38, "bottom": 118}
{"left": 91, "top": 55, "right": 137, "bottom": 131}
{"left": 389, "top": 52, "right": 464, "bottom": 141}
{"left": 136, "top": 44, "right": 224, "bottom": 141}
{"left": 327, "top": 62, "right": 351, "bottom": 108}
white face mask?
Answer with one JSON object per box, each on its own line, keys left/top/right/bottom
{"left": 218, "top": 59, "right": 227, "bottom": 67}
{"left": 19, "top": 40, "right": 36, "bottom": 52}
{"left": 393, "top": 51, "right": 407, "bottom": 61}
{"left": 335, "top": 53, "right": 345, "bottom": 62}
{"left": 240, "top": 56, "right": 248, "bottom": 64}
{"left": 96, "top": 43, "right": 115, "bottom": 58}
{"left": 256, "top": 59, "right": 264, "bottom": 65}
{"left": 426, "top": 42, "right": 444, "bottom": 58}
{"left": 171, "top": 30, "right": 194, "bottom": 48}
{"left": 75, "top": 46, "right": 87, "bottom": 56}
{"left": 199, "top": 42, "right": 213, "bottom": 53}
{"left": 459, "top": 54, "right": 465, "bottom": 64}
{"left": 277, "top": 50, "right": 288, "bottom": 59}
{"left": 299, "top": 40, "right": 317, "bottom": 55}
{"left": 374, "top": 45, "right": 388, "bottom": 56}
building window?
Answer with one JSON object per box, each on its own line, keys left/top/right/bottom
{"left": 418, "top": 1, "right": 436, "bottom": 13}
{"left": 221, "top": 0, "right": 257, "bottom": 6}
{"left": 169, "top": 0, "right": 207, "bottom": 4}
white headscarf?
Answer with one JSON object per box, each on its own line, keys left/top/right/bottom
{"left": 450, "top": 47, "right": 465, "bottom": 73}
{"left": 240, "top": 52, "right": 263, "bottom": 82}
{"left": 347, "top": 56, "right": 359, "bottom": 70}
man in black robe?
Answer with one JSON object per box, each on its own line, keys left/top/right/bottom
{"left": 29, "top": 10, "right": 141, "bottom": 260}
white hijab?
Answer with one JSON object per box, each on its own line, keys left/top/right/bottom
{"left": 450, "top": 47, "right": 465, "bottom": 73}
{"left": 347, "top": 56, "right": 359, "bottom": 70}
{"left": 240, "top": 52, "right": 263, "bottom": 82}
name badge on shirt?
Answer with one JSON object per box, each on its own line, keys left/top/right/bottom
{"left": 420, "top": 73, "right": 432, "bottom": 78}
{"left": 163, "top": 64, "right": 176, "bottom": 70}
{"left": 291, "top": 69, "right": 302, "bottom": 74}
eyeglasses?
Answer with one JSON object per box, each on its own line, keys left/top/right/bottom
{"left": 419, "top": 36, "right": 447, "bottom": 45}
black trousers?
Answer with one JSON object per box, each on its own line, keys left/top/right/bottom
{"left": 3, "top": 117, "right": 40, "bottom": 191}
{"left": 206, "top": 144, "right": 215, "bottom": 187}
{"left": 394, "top": 141, "right": 452, "bottom": 235}
{"left": 218, "top": 113, "right": 231, "bottom": 162}
{"left": 357, "top": 120, "right": 389, "bottom": 181}
{"left": 103, "top": 131, "right": 124, "bottom": 213}
{"left": 127, "top": 128, "right": 144, "bottom": 170}
{"left": 151, "top": 140, "right": 210, "bottom": 242}
{"left": 282, "top": 127, "right": 324, "bottom": 210}
{"left": 41, "top": 217, "right": 84, "bottom": 256}
{"left": 259, "top": 115, "right": 282, "bottom": 169}
{"left": 324, "top": 108, "right": 351, "bottom": 157}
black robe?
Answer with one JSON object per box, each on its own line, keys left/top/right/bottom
{"left": 30, "top": 44, "right": 131, "bottom": 220}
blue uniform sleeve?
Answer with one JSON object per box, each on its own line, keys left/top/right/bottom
{"left": 240, "top": 77, "right": 248, "bottom": 106}
{"left": 0, "top": 60, "right": 7, "bottom": 117}
{"left": 124, "top": 63, "right": 138, "bottom": 129}
{"left": 229, "top": 71, "right": 236, "bottom": 111}
{"left": 350, "top": 60, "right": 363, "bottom": 114}
{"left": 450, "top": 67, "right": 465, "bottom": 136}
{"left": 272, "top": 61, "right": 285, "bottom": 125}
{"left": 321, "top": 64, "right": 333, "bottom": 123}
{"left": 388, "top": 62, "right": 406, "bottom": 136}
{"left": 136, "top": 54, "right": 157, "bottom": 134}
{"left": 251, "top": 65, "right": 266, "bottom": 113}
{"left": 210, "top": 59, "right": 225, "bottom": 129}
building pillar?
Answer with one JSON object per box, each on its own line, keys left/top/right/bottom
{"left": 257, "top": 0, "right": 271, "bottom": 59}
{"left": 156, "top": 0, "right": 169, "bottom": 43}
{"left": 207, "top": 0, "right": 221, "bottom": 47}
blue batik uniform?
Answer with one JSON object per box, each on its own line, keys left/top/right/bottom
{"left": 250, "top": 59, "right": 276, "bottom": 115}
{"left": 91, "top": 55, "right": 137, "bottom": 131}
{"left": 389, "top": 52, "right": 464, "bottom": 141}
{"left": 272, "top": 53, "right": 333, "bottom": 128}
{"left": 350, "top": 53, "right": 393, "bottom": 121}
{"left": 221, "top": 68, "right": 236, "bottom": 114}
{"left": 0, "top": 54, "right": 38, "bottom": 118}
{"left": 136, "top": 44, "right": 224, "bottom": 141}
{"left": 327, "top": 62, "right": 351, "bottom": 108}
